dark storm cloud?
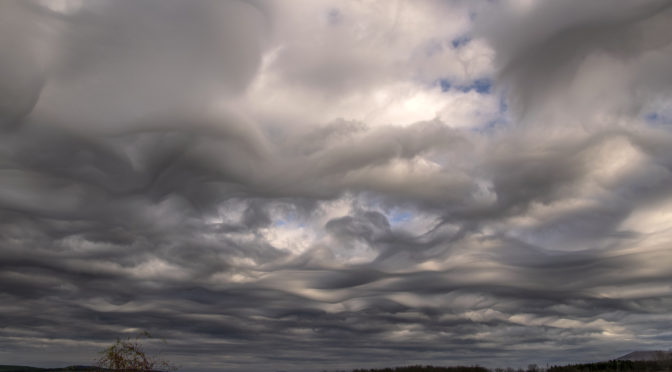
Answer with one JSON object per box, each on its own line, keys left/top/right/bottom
{"left": 2, "top": 1, "right": 672, "bottom": 372}
{"left": 479, "top": 0, "right": 672, "bottom": 119}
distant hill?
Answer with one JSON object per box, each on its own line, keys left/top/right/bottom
{"left": 616, "top": 350, "right": 672, "bottom": 361}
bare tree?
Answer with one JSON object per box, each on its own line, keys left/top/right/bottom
{"left": 95, "top": 331, "right": 177, "bottom": 372}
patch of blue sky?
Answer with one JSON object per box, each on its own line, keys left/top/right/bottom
{"left": 437, "top": 78, "right": 492, "bottom": 94}
{"left": 355, "top": 194, "right": 414, "bottom": 228}
{"left": 457, "top": 78, "right": 492, "bottom": 94}
{"left": 644, "top": 111, "right": 672, "bottom": 128}
{"left": 273, "top": 219, "right": 306, "bottom": 229}
{"left": 451, "top": 35, "right": 471, "bottom": 49}
{"left": 389, "top": 210, "right": 413, "bottom": 226}
{"left": 273, "top": 209, "right": 303, "bottom": 227}
{"left": 472, "top": 95, "right": 511, "bottom": 135}
{"left": 473, "top": 78, "right": 492, "bottom": 94}
{"left": 434, "top": 78, "right": 492, "bottom": 94}
{"left": 424, "top": 35, "right": 471, "bottom": 58}
{"left": 437, "top": 78, "right": 451, "bottom": 92}
{"left": 646, "top": 112, "right": 660, "bottom": 122}
{"left": 273, "top": 219, "right": 288, "bottom": 227}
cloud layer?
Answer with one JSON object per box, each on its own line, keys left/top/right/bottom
{"left": 1, "top": 1, "right": 672, "bottom": 371}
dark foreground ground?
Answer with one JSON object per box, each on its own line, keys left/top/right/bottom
{"left": 0, "top": 367, "right": 93, "bottom": 372}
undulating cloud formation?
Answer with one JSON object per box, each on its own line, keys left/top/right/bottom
{"left": 1, "top": 1, "right": 672, "bottom": 371}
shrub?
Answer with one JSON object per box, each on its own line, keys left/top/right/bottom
{"left": 95, "top": 331, "right": 177, "bottom": 372}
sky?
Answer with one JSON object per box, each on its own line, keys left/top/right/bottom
{"left": 1, "top": 0, "right": 672, "bottom": 371}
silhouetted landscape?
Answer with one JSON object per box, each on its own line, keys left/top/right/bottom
{"left": 3, "top": 351, "right": 671, "bottom": 372}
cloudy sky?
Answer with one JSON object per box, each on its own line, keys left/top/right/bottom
{"left": 1, "top": 0, "right": 672, "bottom": 371}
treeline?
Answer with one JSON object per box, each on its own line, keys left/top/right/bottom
{"left": 548, "top": 359, "right": 672, "bottom": 372}
{"left": 346, "top": 359, "right": 672, "bottom": 372}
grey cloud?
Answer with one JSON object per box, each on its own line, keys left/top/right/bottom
{"left": 0, "top": 1, "right": 47, "bottom": 128}
{"left": 479, "top": 0, "right": 672, "bottom": 119}
{"left": 32, "top": 0, "right": 267, "bottom": 131}
{"left": 2, "top": 1, "right": 672, "bottom": 372}
{"left": 326, "top": 210, "right": 391, "bottom": 244}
